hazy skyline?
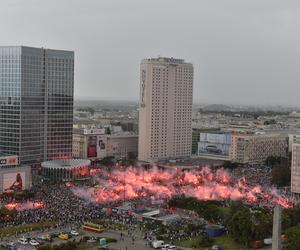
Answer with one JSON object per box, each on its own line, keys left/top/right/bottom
{"left": 0, "top": 0, "right": 299, "bottom": 106}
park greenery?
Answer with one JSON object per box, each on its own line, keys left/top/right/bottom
{"left": 271, "top": 164, "right": 291, "bottom": 187}
{"left": 0, "top": 221, "right": 55, "bottom": 236}
{"left": 264, "top": 156, "right": 291, "bottom": 187}
{"left": 198, "top": 109, "right": 290, "bottom": 119}
{"left": 283, "top": 226, "right": 300, "bottom": 250}
{"left": 38, "top": 242, "right": 78, "bottom": 250}
{"left": 169, "top": 196, "right": 300, "bottom": 248}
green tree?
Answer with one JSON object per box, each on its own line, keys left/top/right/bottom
{"left": 0, "top": 206, "right": 17, "bottom": 219}
{"left": 222, "top": 161, "right": 239, "bottom": 169}
{"left": 228, "top": 208, "right": 252, "bottom": 246}
{"left": 283, "top": 207, "right": 300, "bottom": 227}
{"left": 101, "top": 156, "right": 115, "bottom": 166}
{"left": 272, "top": 164, "right": 291, "bottom": 187}
{"left": 38, "top": 245, "right": 53, "bottom": 250}
{"left": 251, "top": 210, "right": 272, "bottom": 240}
{"left": 197, "top": 235, "right": 214, "bottom": 247}
{"left": 127, "top": 152, "right": 136, "bottom": 166}
{"left": 106, "top": 127, "right": 111, "bottom": 135}
{"left": 284, "top": 226, "right": 300, "bottom": 250}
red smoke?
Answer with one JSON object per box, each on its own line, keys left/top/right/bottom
{"left": 71, "top": 166, "right": 293, "bottom": 209}
{"left": 5, "top": 201, "right": 45, "bottom": 211}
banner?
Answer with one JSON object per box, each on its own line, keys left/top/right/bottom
{"left": 3, "top": 172, "right": 25, "bottom": 192}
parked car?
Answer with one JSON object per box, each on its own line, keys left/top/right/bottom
{"left": 212, "top": 245, "right": 223, "bottom": 250}
{"left": 18, "top": 237, "right": 28, "bottom": 245}
{"left": 70, "top": 230, "right": 79, "bottom": 236}
{"left": 87, "top": 237, "right": 97, "bottom": 243}
{"left": 51, "top": 232, "right": 60, "bottom": 238}
{"left": 2, "top": 242, "right": 16, "bottom": 250}
{"left": 29, "top": 239, "right": 40, "bottom": 246}
{"left": 161, "top": 244, "right": 170, "bottom": 250}
{"left": 58, "top": 233, "right": 69, "bottom": 240}
{"left": 151, "top": 240, "right": 164, "bottom": 249}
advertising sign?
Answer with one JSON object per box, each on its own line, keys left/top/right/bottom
{"left": 87, "top": 136, "right": 97, "bottom": 158}
{"left": 198, "top": 133, "right": 231, "bottom": 156}
{"left": 97, "top": 136, "right": 107, "bottom": 158}
{"left": 83, "top": 128, "right": 105, "bottom": 135}
{"left": 3, "top": 172, "right": 25, "bottom": 192}
{"left": 0, "top": 155, "right": 18, "bottom": 167}
{"left": 294, "top": 136, "right": 300, "bottom": 144}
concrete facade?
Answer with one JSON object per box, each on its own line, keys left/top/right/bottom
{"left": 73, "top": 129, "right": 138, "bottom": 160}
{"left": 138, "top": 57, "right": 193, "bottom": 163}
{"left": 230, "top": 133, "right": 288, "bottom": 164}
{"left": 291, "top": 136, "right": 300, "bottom": 193}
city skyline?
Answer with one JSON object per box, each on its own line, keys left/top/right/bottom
{"left": 0, "top": 0, "right": 299, "bottom": 106}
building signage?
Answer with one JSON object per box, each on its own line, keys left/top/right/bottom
{"left": 140, "top": 70, "right": 146, "bottom": 108}
{"left": 0, "top": 155, "right": 18, "bottom": 167}
{"left": 83, "top": 128, "right": 105, "bottom": 135}
{"left": 0, "top": 159, "right": 7, "bottom": 165}
{"left": 294, "top": 136, "right": 300, "bottom": 144}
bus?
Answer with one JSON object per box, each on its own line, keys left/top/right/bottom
{"left": 82, "top": 222, "right": 104, "bottom": 233}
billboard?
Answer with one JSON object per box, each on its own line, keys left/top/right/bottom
{"left": 87, "top": 136, "right": 97, "bottom": 158}
{"left": 3, "top": 172, "right": 25, "bottom": 192}
{"left": 0, "top": 155, "right": 18, "bottom": 167}
{"left": 294, "top": 136, "right": 300, "bottom": 144}
{"left": 97, "top": 136, "right": 107, "bottom": 158}
{"left": 198, "top": 132, "right": 231, "bottom": 157}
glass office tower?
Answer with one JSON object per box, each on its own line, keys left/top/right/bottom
{"left": 0, "top": 46, "right": 74, "bottom": 164}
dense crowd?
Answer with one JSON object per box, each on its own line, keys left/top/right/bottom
{"left": 232, "top": 164, "right": 272, "bottom": 187}
{"left": 0, "top": 183, "right": 103, "bottom": 228}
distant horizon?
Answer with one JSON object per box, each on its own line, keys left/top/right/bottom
{"left": 74, "top": 96, "right": 300, "bottom": 109}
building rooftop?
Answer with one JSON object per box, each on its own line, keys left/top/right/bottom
{"left": 41, "top": 159, "right": 90, "bottom": 169}
{"left": 143, "top": 57, "right": 192, "bottom": 65}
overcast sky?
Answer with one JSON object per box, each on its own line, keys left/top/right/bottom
{"left": 0, "top": 0, "right": 299, "bottom": 106}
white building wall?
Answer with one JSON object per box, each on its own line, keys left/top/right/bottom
{"left": 138, "top": 57, "right": 193, "bottom": 162}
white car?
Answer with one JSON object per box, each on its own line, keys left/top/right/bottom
{"left": 168, "top": 246, "right": 176, "bottom": 250}
{"left": 29, "top": 239, "right": 40, "bottom": 246}
{"left": 87, "top": 237, "right": 97, "bottom": 243}
{"left": 161, "top": 244, "right": 170, "bottom": 250}
{"left": 18, "top": 238, "right": 28, "bottom": 245}
{"left": 70, "top": 230, "right": 79, "bottom": 236}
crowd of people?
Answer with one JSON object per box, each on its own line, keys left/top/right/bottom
{"left": 0, "top": 183, "right": 104, "bottom": 228}
{"left": 232, "top": 164, "right": 272, "bottom": 187}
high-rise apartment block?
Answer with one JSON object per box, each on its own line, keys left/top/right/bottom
{"left": 138, "top": 57, "right": 193, "bottom": 162}
{"left": 291, "top": 136, "right": 300, "bottom": 194}
{"left": 0, "top": 46, "right": 74, "bottom": 164}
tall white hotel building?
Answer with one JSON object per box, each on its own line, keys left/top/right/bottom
{"left": 138, "top": 57, "right": 193, "bottom": 163}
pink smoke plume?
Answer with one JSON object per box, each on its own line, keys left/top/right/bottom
{"left": 5, "top": 201, "right": 45, "bottom": 211}
{"left": 71, "top": 166, "right": 293, "bottom": 209}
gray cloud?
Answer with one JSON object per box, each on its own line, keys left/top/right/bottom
{"left": 0, "top": 0, "right": 299, "bottom": 106}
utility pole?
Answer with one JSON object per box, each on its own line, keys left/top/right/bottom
{"left": 272, "top": 205, "right": 282, "bottom": 250}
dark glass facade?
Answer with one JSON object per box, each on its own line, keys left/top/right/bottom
{"left": 0, "top": 46, "right": 74, "bottom": 164}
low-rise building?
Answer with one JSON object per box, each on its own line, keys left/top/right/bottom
{"left": 230, "top": 133, "right": 288, "bottom": 164}
{"left": 73, "top": 129, "right": 138, "bottom": 160}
